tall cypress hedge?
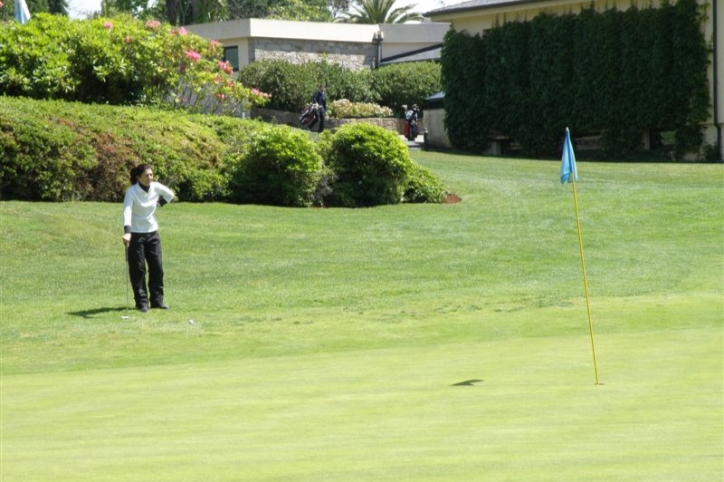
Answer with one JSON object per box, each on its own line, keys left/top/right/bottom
{"left": 441, "top": 0, "right": 710, "bottom": 159}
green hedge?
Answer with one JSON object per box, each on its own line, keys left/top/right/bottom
{"left": 441, "top": 0, "right": 710, "bottom": 159}
{"left": 239, "top": 59, "right": 442, "bottom": 115}
{"left": 371, "top": 62, "right": 442, "bottom": 116}
{"left": 0, "top": 97, "right": 246, "bottom": 202}
{"left": 0, "top": 97, "right": 447, "bottom": 206}
{"left": 238, "top": 59, "right": 377, "bottom": 113}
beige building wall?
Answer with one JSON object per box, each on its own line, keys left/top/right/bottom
{"left": 185, "top": 18, "right": 449, "bottom": 71}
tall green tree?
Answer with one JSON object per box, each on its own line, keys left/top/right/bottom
{"left": 226, "top": 0, "right": 331, "bottom": 21}
{"left": 341, "top": 0, "right": 423, "bottom": 24}
{"left": 47, "top": 0, "right": 67, "bottom": 15}
{"left": 328, "top": 0, "right": 350, "bottom": 20}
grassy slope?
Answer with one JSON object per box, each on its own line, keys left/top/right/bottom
{"left": 1, "top": 153, "right": 722, "bottom": 481}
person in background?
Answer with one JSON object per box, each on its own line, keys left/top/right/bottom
{"left": 309, "top": 83, "right": 327, "bottom": 132}
{"left": 122, "top": 164, "right": 175, "bottom": 312}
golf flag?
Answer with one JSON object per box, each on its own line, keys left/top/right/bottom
{"left": 560, "top": 127, "right": 577, "bottom": 184}
{"left": 14, "top": 0, "right": 31, "bottom": 24}
{"left": 561, "top": 127, "right": 600, "bottom": 385}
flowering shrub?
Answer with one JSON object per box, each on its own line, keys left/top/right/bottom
{"left": 327, "top": 99, "right": 393, "bottom": 119}
{"left": 0, "top": 13, "right": 270, "bottom": 115}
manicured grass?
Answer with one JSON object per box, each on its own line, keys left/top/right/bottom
{"left": 1, "top": 153, "right": 722, "bottom": 480}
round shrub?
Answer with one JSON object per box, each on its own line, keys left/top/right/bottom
{"left": 322, "top": 123, "right": 413, "bottom": 207}
{"left": 403, "top": 163, "right": 447, "bottom": 204}
{"left": 371, "top": 62, "right": 442, "bottom": 115}
{"left": 227, "top": 125, "right": 324, "bottom": 207}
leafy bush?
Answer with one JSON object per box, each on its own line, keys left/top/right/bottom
{"left": 226, "top": 125, "right": 324, "bottom": 207}
{"left": 239, "top": 59, "right": 379, "bottom": 113}
{"left": 238, "top": 60, "right": 317, "bottom": 112}
{"left": 0, "top": 96, "right": 256, "bottom": 202}
{"left": 0, "top": 14, "right": 267, "bottom": 114}
{"left": 371, "top": 62, "right": 442, "bottom": 115}
{"left": 403, "top": 163, "right": 447, "bottom": 204}
{"left": 240, "top": 59, "right": 441, "bottom": 117}
{"left": 0, "top": 97, "right": 447, "bottom": 206}
{"left": 320, "top": 123, "right": 414, "bottom": 207}
{"left": 327, "top": 99, "right": 393, "bottom": 118}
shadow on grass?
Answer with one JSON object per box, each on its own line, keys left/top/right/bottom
{"left": 69, "top": 307, "right": 128, "bottom": 318}
{"left": 451, "top": 379, "right": 484, "bottom": 386}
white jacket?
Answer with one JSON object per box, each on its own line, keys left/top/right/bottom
{"left": 122, "top": 182, "right": 175, "bottom": 233}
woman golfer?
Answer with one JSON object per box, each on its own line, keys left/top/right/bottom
{"left": 122, "top": 164, "right": 175, "bottom": 312}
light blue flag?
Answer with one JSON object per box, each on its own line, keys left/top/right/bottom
{"left": 560, "top": 127, "right": 577, "bottom": 184}
{"left": 15, "top": 0, "right": 31, "bottom": 24}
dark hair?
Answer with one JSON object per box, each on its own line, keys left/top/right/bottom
{"left": 129, "top": 164, "right": 152, "bottom": 185}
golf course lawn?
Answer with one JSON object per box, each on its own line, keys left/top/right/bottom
{"left": 1, "top": 152, "right": 722, "bottom": 481}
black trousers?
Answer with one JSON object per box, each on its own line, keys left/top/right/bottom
{"left": 127, "top": 231, "right": 164, "bottom": 308}
{"left": 317, "top": 110, "right": 325, "bottom": 132}
{"left": 309, "top": 110, "right": 325, "bottom": 132}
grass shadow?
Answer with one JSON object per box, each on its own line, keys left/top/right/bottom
{"left": 69, "top": 307, "right": 128, "bottom": 319}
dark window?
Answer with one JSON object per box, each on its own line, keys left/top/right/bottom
{"left": 223, "top": 46, "right": 240, "bottom": 72}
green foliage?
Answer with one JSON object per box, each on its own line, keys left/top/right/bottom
{"left": 226, "top": 0, "right": 332, "bottom": 22}
{"left": 226, "top": 125, "right": 324, "bottom": 207}
{"left": 238, "top": 59, "right": 442, "bottom": 115}
{"left": 440, "top": 29, "right": 489, "bottom": 152}
{"left": 0, "top": 14, "right": 267, "bottom": 113}
{"left": 402, "top": 162, "right": 446, "bottom": 203}
{"left": 0, "top": 96, "right": 446, "bottom": 206}
{"left": 0, "top": 96, "right": 252, "bottom": 202}
{"left": 327, "top": 99, "right": 392, "bottom": 118}
{"left": 321, "top": 123, "right": 413, "bottom": 207}
{"left": 441, "top": 0, "right": 710, "bottom": 159}
{"left": 238, "top": 59, "right": 377, "bottom": 113}
{"left": 371, "top": 61, "right": 442, "bottom": 115}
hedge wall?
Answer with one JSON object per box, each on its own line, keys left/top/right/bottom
{"left": 441, "top": 0, "right": 710, "bottom": 159}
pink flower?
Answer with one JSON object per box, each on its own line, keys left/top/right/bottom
{"left": 104, "top": 21, "right": 114, "bottom": 29}
{"left": 213, "top": 75, "right": 223, "bottom": 84}
{"left": 0, "top": 2, "right": 5, "bottom": 8}
{"left": 178, "top": 27, "right": 188, "bottom": 36}
{"left": 251, "top": 88, "right": 271, "bottom": 98}
{"left": 217, "top": 60, "right": 233, "bottom": 75}
{"left": 125, "top": 36, "right": 132, "bottom": 43}
{"left": 216, "top": 93, "right": 226, "bottom": 100}
{"left": 210, "top": 40, "right": 220, "bottom": 48}
{"left": 145, "top": 20, "right": 161, "bottom": 29}
{"left": 185, "top": 50, "right": 201, "bottom": 62}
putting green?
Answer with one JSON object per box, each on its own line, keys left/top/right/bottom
{"left": 2, "top": 326, "right": 720, "bottom": 481}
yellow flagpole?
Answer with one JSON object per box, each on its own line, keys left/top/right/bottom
{"left": 570, "top": 176, "right": 600, "bottom": 385}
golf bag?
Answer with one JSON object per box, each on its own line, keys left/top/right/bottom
{"left": 404, "top": 105, "right": 420, "bottom": 141}
{"left": 300, "top": 103, "right": 321, "bottom": 128}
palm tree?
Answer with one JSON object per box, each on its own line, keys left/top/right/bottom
{"left": 341, "top": 0, "right": 423, "bottom": 24}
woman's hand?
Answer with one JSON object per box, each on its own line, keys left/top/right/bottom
{"left": 122, "top": 233, "right": 131, "bottom": 247}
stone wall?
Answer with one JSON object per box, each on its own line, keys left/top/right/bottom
{"left": 250, "top": 107, "right": 405, "bottom": 134}
{"left": 250, "top": 38, "right": 376, "bottom": 71}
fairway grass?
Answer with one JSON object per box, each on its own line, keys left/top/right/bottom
{"left": 1, "top": 154, "right": 722, "bottom": 480}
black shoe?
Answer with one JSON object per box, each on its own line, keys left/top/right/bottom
{"left": 152, "top": 303, "right": 170, "bottom": 310}
{"left": 138, "top": 305, "right": 149, "bottom": 313}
